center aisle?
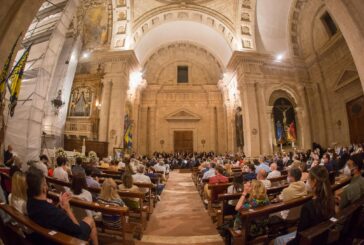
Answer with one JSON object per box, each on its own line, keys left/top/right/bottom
{"left": 135, "top": 171, "right": 224, "bottom": 245}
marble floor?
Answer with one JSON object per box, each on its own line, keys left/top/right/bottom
{"left": 135, "top": 171, "right": 224, "bottom": 245}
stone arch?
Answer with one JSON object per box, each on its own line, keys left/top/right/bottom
{"left": 143, "top": 42, "right": 224, "bottom": 85}
{"left": 130, "top": 7, "right": 239, "bottom": 51}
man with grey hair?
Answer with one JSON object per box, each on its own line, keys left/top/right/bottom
{"left": 267, "top": 162, "right": 281, "bottom": 179}
{"left": 132, "top": 165, "right": 152, "bottom": 194}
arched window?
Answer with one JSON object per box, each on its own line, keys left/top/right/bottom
{"left": 273, "top": 98, "right": 297, "bottom": 146}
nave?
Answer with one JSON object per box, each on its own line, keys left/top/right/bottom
{"left": 136, "top": 171, "right": 223, "bottom": 245}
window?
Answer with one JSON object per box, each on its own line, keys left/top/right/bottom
{"left": 177, "top": 66, "right": 188, "bottom": 83}
{"left": 321, "top": 12, "right": 338, "bottom": 36}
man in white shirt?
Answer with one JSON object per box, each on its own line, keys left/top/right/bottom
{"left": 267, "top": 162, "right": 281, "bottom": 179}
{"left": 257, "top": 169, "right": 271, "bottom": 188}
{"left": 154, "top": 160, "right": 167, "bottom": 173}
{"left": 53, "top": 157, "right": 69, "bottom": 182}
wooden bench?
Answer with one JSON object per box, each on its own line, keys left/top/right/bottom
{"left": 46, "top": 176, "right": 148, "bottom": 229}
{"left": 230, "top": 196, "right": 313, "bottom": 245}
{"left": 269, "top": 175, "right": 288, "bottom": 187}
{"left": 207, "top": 183, "right": 232, "bottom": 219}
{"left": 299, "top": 196, "right": 364, "bottom": 245}
{"left": 0, "top": 203, "right": 88, "bottom": 245}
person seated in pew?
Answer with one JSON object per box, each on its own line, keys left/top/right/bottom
{"left": 299, "top": 162, "right": 309, "bottom": 182}
{"left": 257, "top": 169, "right": 271, "bottom": 188}
{"left": 132, "top": 165, "right": 152, "bottom": 194}
{"left": 53, "top": 156, "right": 69, "bottom": 183}
{"left": 203, "top": 165, "right": 229, "bottom": 204}
{"left": 277, "top": 167, "right": 307, "bottom": 220}
{"left": 267, "top": 162, "right": 281, "bottom": 179}
{"left": 119, "top": 173, "right": 140, "bottom": 208}
{"left": 225, "top": 174, "right": 244, "bottom": 216}
{"left": 108, "top": 160, "right": 119, "bottom": 172}
{"left": 98, "top": 178, "right": 125, "bottom": 229}
{"left": 71, "top": 157, "right": 85, "bottom": 176}
{"left": 9, "top": 172, "right": 27, "bottom": 215}
{"left": 202, "top": 162, "right": 216, "bottom": 180}
{"left": 274, "top": 166, "right": 335, "bottom": 245}
{"left": 338, "top": 154, "right": 364, "bottom": 209}
{"left": 255, "top": 156, "right": 271, "bottom": 174}
{"left": 223, "top": 160, "right": 233, "bottom": 176}
{"left": 242, "top": 163, "right": 257, "bottom": 181}
{"left": 70, "top": 174, "right": 93, "bottom": 216}
{"left": 9, "top": 156, "right": 23, "bottom": 177}
{"left": 234, "top": 180, "right": 270, "bottom": 236}
{"left": 322, "top": 153, "right": 334, "bottom": 172}
{"left": 26, "top": 166, "right": 99, "bottom": 245}
{"left": 84, "top": 166, "right": 100, "bottom": 189}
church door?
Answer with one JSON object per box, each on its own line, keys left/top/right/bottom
{"left": 346, "top": 95, "right": 364, "bottom": 143}
{"left": 174, "top": 131, "right": 193, "bottom": 153}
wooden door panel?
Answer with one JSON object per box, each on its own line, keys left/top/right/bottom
{"left": 174, "top": 131, "right": 193, "bottom": 153}
{"left": 347, "top": 95, "right": 364, "bottom": 143}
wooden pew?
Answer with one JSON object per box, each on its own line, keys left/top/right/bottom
{"left": 0, "top": 203, "right": 88, "bottom": 245}
{"left": 216, "top": 184, "right": 289, "bottom": 226}
{"left": 269, "top": 175, "right": 288, "bottom": 187}
{"left": 207, "top": 183, "right": 231, "bottom": 219}
{"left": 299, "top": 196, "right": 364, "bottom": 245}
{"left": 45, "top": 176, "right": 148, "bottom": 229}
{"left": 230, "top": 196, "right": 313, "bottom": 245}
{"left": 46, "top": 191, "right": 138, "bottom": 242}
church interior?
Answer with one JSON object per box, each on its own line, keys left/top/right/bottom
{"left": 0, "top": 0, "right": 364, "bottom": 245}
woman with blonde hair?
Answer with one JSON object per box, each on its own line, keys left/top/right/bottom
{"left": 234, "top": 180, "right": 270, "bottom": 237}
{"left": 9, "top": 172, "right": 27, "bottom": 214}
{"left": 97, "top": 178, "right": 125, "bottom": 229}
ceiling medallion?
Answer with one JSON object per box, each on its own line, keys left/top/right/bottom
{"left": 156, "top": 0, "right": 214, "bottom": 4}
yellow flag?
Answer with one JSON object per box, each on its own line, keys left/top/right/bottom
{"left": 0, "top": 33, "right": 21, "bottom": 100}
{"left": 8, "top": 45, "right": 31, "bottom": 117}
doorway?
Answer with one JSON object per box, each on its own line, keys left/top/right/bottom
{"left": 346, "top": 95, "right": 364, "bottom": 143}
{"left": 174, "top": 131, "right": 193, "bottom": 153}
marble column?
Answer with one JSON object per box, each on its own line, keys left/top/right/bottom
{"left": 297, "top": 86, "right": 312, "bottom": 149}
{"left": 239, "top": 82, "right": 261, "bottom": 157}
{"left": 98, "top": 80, "right": 113, "bottom": 142}
{"left": 265, "top": 106, "right": 274, "bottom": 154}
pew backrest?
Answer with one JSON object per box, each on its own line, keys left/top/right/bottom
{"left": 0, "top": 203, "right": 88, "bottom": 245}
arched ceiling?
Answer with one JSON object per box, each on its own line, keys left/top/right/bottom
{"left": 255, "top": 0, "right": 292, "bottom": 56}
{"left": 134, "top": 21, "right": 232, "bottom": 66}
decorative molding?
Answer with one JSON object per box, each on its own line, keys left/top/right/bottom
{"left": 334, "top": 69, "right": 360, "bottom": 91}
{"left": 131, "top": 7, "right": 238, "bottom": 50}
{"left": 165, "top": 109, "right": 201, "bottom": 121}
{"left": 111, "top": 0, "right": 131, "bottom": 49}
{"left": 238, "top": 0, "right": 256, "bottom": 50}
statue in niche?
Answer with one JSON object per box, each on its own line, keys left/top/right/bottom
{"left": 235, "top": 106, "right": 244, "bottom": 148}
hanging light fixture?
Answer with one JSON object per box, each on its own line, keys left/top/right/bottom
{"left": 51, "top": 89, "right": 65, "bottom": 115}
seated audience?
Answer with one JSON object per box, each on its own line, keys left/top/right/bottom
{"left": 132, "top": 165, "right": 152, "bottom": 193}
{"left": 26, "top": 166, "right": 98, "bottom": 244}
{"left": 8, "top": 172, "right": 27, "bottom": 214}
{"left": 275, "top": 166, "right": 335, "bottom": 245}
{"left": 243, "top": 163, "right": 257, "bottom": 181}
{"left": 98, "top": 178, "right": 125, "bottom": 229}
{"left": 255, "top": 156, "right": 271, "bottom": 174}
{"left": 84, "top": 167, "right": 100, "bottom": 189}
{"left": 322, "top": 153, "right": 334, "bottom": 172}
{"left": 72, "top": 157, "right": 85, "bottom": 176}
{"left": 225, "top": 174, "right": 244, "bottom": 215}
{"left": 257, "top": 169, "right": 271, "bottom": 188}
{"left": 4, "top": 145, "right": 14, "bottom": 167}
{"left": 9, "top": 156, "right": 23, "bottom": 177}
{"left": 53, "top": 156, "right": 69, "bottom": 182}
{"left": 119, "top": 173, "right": 140, "bottom": 208}
{"left": 278, "top": 168, "right": 307, "bottom": 220}
{"left": 70, "top": 174, "right": 93, "bottom": 216}
{"left": 299, "top": 162, "right": 309, "bottom": 182}
{"left": 202, "top": 163, "right": 216, "bottom": 180}
{"left": 209, "top": 165, "right": 229, "bottom": 184}
{"left": 338, "top": 154, "right": 364, "bottom": 209}
{"left": 267, "top": 162, "right": 281, "bottom": 179}
{"left": 234, "top": 180, "right": 270, "bottom": 237}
